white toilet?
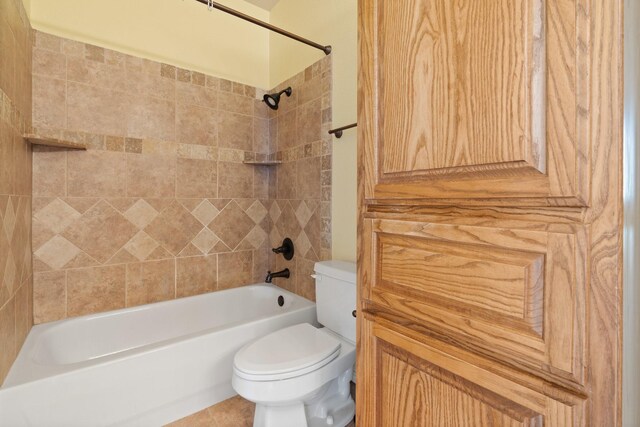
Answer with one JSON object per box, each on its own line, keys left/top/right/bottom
{"left": 232, "top": 261, "right": 356, "bottom": 427}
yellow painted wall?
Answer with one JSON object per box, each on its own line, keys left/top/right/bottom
{"left": 270, "top": 1, "right": 357, "bottom": 262}
{"left": 25, "top": 0, "right": 271, "bottom": 88}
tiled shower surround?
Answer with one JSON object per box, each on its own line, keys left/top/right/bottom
{"left": 31, "top": 31, "right": 332, "bottom": 323}
{"left": 0, "top": 0, "right": 33, "bottom": 382}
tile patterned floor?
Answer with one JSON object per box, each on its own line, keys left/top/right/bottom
{"left": 165, "top": 395, "right": 356, "bottom": 427}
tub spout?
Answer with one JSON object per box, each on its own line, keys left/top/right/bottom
{"left": 265, "top": 268, "right": 290, "bottom": 283}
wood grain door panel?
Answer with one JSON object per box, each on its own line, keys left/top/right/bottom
{"left": 364, "top": 218, "right": 586, "bottom": 387}
{"left": 359, "top": 317, "right": 585, "bottom": 426}
{"left": 360, "top": 0, "right": 590, "bottom": 204}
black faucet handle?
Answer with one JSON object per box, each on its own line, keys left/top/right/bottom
{"left": 272, "top": 238, "right": 294, "bottom": 260}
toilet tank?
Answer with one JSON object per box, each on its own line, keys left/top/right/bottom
{"left": 314, "top": 261, "right": 356, "bottom": 343}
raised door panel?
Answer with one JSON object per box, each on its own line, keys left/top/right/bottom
{"left": 360, "top": 0, "right": 589, "bottom": 204}
{"left": 357, "top": 317, "right": 584, "bottom": 426}
{"left": 362, "top": 217, "right": 586, "bottom": 389}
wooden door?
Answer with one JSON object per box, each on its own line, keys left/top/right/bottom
{"left": 361, "top": 0, "right": 590, "bottom": 206}
{"left": 357, "top": 0, "right": 623, "bottom": 426}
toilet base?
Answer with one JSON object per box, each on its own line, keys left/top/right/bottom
{"left": 252, "top": 369, "right": 354, "bottom": 427}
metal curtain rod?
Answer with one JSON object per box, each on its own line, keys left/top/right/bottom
{"left": 329, "top": 123, "right": 357, "bottom": 138}
{"left": 194, "top": 0, "right": 332, "bottom": 55}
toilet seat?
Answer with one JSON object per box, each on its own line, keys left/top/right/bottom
{"left": 234, "top": 323, "right": 341, "bottom": 381}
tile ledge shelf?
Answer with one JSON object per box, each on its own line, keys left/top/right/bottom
{"left": 24, "top": 134, "right": 87, "bottom": 150}
{"left": 242, "top": 161, "right": 282, "bottom": 166}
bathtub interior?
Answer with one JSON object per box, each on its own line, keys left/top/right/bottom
{"left": 2, "top": 284, "right": 314, "bottom": 388}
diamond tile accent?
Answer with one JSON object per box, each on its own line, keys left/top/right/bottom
{"left": 295, "top": 201, "right": 313, "bottom": 228}
{"left": 124, "top": 199, "right": 159, "bottom": 229}
{"left": 245, "top": 225, "right": 267, "bottom": 249}
{"left": 192, "top": 228, "right": 220, "bottom": 254}
{"left": 62, "top": 200, "right": 138, "bottom": 263}
{"left": 277, "top": 202, "right": 301, "bottom": 241}
{"left": 3, "top": 198, "right": 16, "bottom": 241}
{"left": 34, "top": 198, "right": 82, "bottom": 234}
{"left": 296, "top": 230, "right": 312, "bottom": 258}
{"left": 3, "top": 252, "right": 16, "bottom": 293}
{"left": 269, "top": 202, "right": 281, "bottom": 222}
{"left": 270, "top": 227, "right": 282, "bottom": 247}
{"left": 192, "top": 200, "right": 220, "bottom": 226}
{"left": 35, "top": 236, "right": 81, "bottom": 269}
{"left": 209, "top": 201, "right": 254, "bottom": 250}
{"left": 145, "top": 202, "right": 203, "bottom": 255}
{"left": 124, "top": 231, "right": 159, "bottom": 261}
{"left": 245, "top": 201, "right": 268, "bottom": 224}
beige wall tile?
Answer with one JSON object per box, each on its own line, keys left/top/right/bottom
{"left": 126, "top": 68, "right": 175, "bottom": 100}
{"left": 68, "top": 151, "right": 126, "bottom": 197}
{"left": 66, "top": 82, "right": 127, "bottom": 135}
{"left": 298, "top": 77, "right": 322, "bottom": 106}
{"left": 218, "top": 162, "right": 253, "bottom": 199}
{"left": 274, "top": 255, "right": 296, "bottom": 294}
{"left": 0, "top": 122, "right": 14, "bottom": 195}
{"left": 176, "top": 255, "right": 217, "bottom": 298}
{"left": 67, "top": 265, "right": 125, "bottom": 317}
{"left": 296, "top": 157, "right": 321, "bottom": 200}
{"left": 13, "top": 131, "right": 32, "bottom": 196}
{"left": 176, "top": 158, "right": 217, "bottom": 198}
{"left": 276, "top": 161, "right": 296, "bottom": 200}
{"left": 126, "top": 94, "right": 175, "bottom": 141}
{"left": 253, "top": 167, "right": 269, "bottom": 200}
{"left": 0, "top": 21, "right": 16, "bottom": 100}
{"left": 297, "top": 98, "right": 321, "bottom": 144}
{"left": 209, "top": 201, "right": 254, "bottom": 250}
{"left": 62, "top": 200, "right": 137, "bottom": 263}
{"left": 296, "top": 257, "right": 316, "bottom": 302}
{"left": 33, "top": 270, "right": 66, "bottom": 324}
{"left": 15, "top": 280, "right": 31, "bottom": 347}
{"left": 218, "top": 111, "right": 253, "bottom": 151}
{"left": 126, "top": 153, "right": 176, "bottom": 198}
{"left": 220, "top": 92, "right": 253, "bottom": 116}
{"left": 62, "top": 39, "right": 84, "bottom": 57}
{"left": 144, "top": 201, "right": 202, "bottom": 256}
{"left": 218, "top": 251, "right": 253, "bottom": 290}
{"left": 33, "top": 75, "right": 66, "bottom": 129}
{"left": 276, "top": 109, "right": 297, "bottom": 152}
{"left": 0, "top": 298, "right": 16, "bottom": 381}
{"left": 253, "top": 118, "right": 269, "bottom": 154}
{"left": 176, "top": 103, "right": 218, "bottom": 146}
{"left": 252, "top": 244, "right": 270, "bottom": 283}
{"left": 0, "top": 0, "right": 31, "bottom": 381}
{"left": 84, "top": 45, "right": 104, "bottom": 62}
{"left": 66, "top": 56, "right": 126, "bottom": 91}
{"left": 126, "top": 259, "right": 175, "bottom": 306}
{"left": 32, "top": 48, "right": 65, "bottom": 79}
{"left": 176, "top": 81, "right": 217, "bottom": 109}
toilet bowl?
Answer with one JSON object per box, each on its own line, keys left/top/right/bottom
{"left": 232, "top": 261, "right": 357, "bottom": 427}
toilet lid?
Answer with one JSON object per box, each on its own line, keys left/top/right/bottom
{"left": 234, "top": 323, "right": 341, "bottom": 378}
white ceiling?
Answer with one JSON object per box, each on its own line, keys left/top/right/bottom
{"left": 244, "top": 0, "right": 280, "bottom": 11}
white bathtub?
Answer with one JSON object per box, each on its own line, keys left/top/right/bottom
{"left": 0, "top": 284, "right": 316, "bottom": 426}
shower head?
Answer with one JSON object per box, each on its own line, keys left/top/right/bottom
{"left": 263, "top": 87, "right": 292, "bottom": 110}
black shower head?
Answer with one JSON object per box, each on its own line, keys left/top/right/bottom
{"left": 263, "top": 87, "right": 292, "bottom": 110}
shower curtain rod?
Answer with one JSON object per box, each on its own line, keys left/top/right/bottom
{"left": 193, "top": 0, "right": 332, "bottom": 55}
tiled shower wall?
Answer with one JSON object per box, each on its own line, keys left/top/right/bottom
{"left": 31, "top": 31, "right": 332, "bottom": 322}
{"left": 0, "top": 0, "right": 33, "bottom": 382}
{"left": 268, "top": 61, "right": 332, "bottom": 301}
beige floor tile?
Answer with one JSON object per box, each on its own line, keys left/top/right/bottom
{"left": 165, "top": 408, "right": 214, "bottom": 427}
